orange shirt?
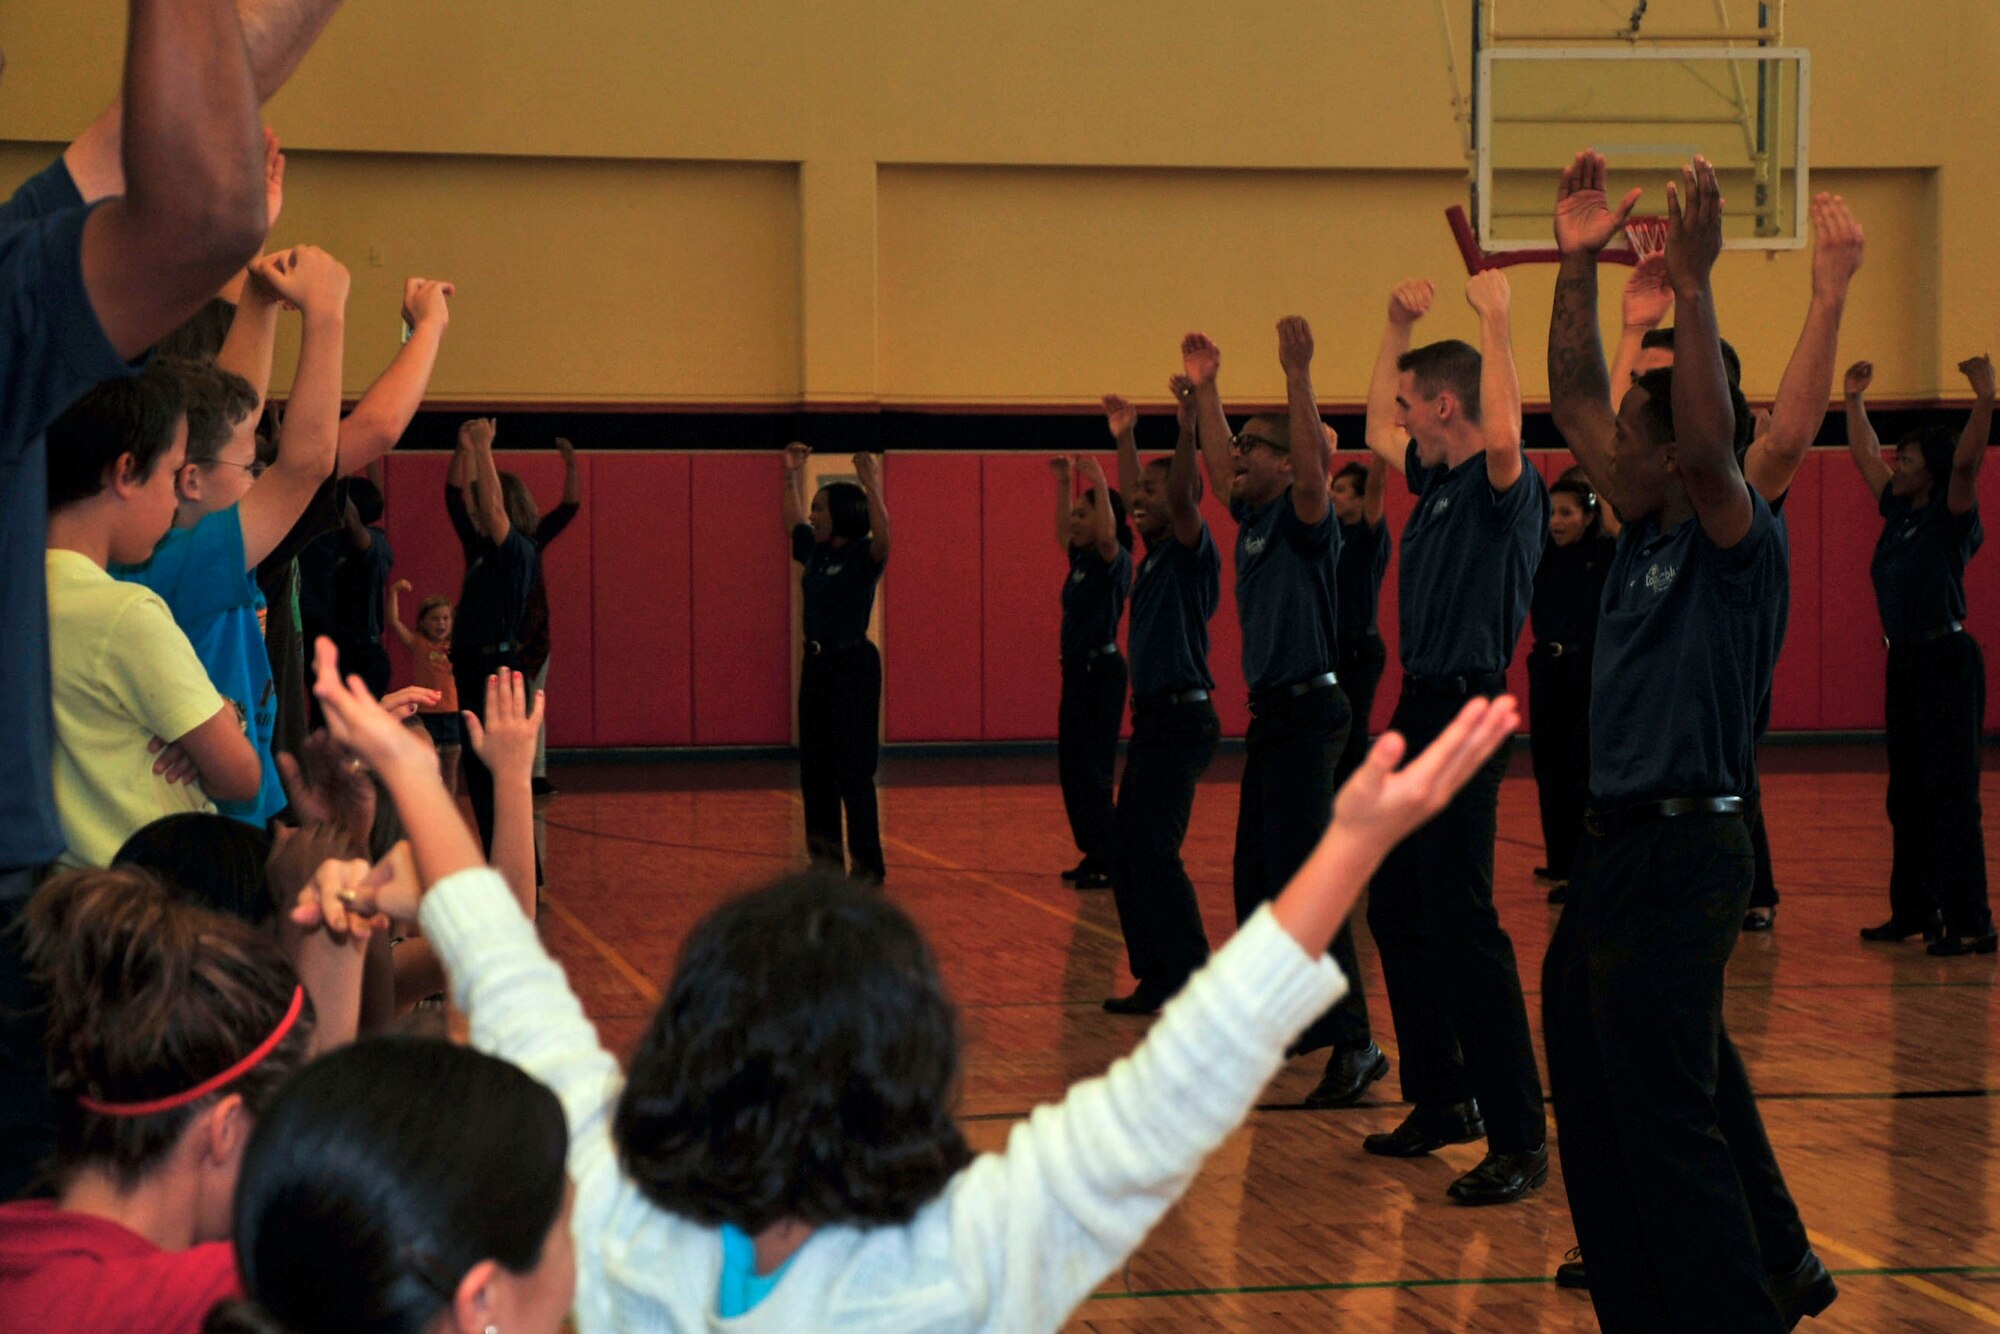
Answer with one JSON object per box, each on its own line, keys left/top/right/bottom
{"left": 413, "top": 638, "right": 457, "bottom": 713}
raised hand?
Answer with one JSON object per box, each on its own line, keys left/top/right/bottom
{"left": 1181, "top": 332, "right": 1221, "bottom": 387}
{"left": 459, "top": 417, "right": 497, "bottom": 455}
{"left": 1664, "top": 156, "right": 1725, "bottom": 291}
{"left": 851, "top": 452, "right": 883, "bottom": 492}
{"left": 1276, "top": 316, "right": 1315, "bottom": 378}
{"left": 1333, "top": 695, "right": 1521, "bottom": 847}
{"left": 1102, "top": 394, "right": 1138, "bottom": 440}
{"left": 391, "top": 578, "right": 413, "bottom": 595}
{"left": 277, "top": 728, "right": 378, "bottom": 853}
{"left": 1844, "top": 361, "right": 1874, "bottom": 397}
{"left": 1621, "top": 252, "right": 1673, "bottom": 330}
{"left": 1077, "top": 455, "right": 1107, "bottom": 487}
{"left": 402, "top": 277, "right": 455, "bottom": 331}
{"left": 147, "top": 736, "right": 198, "bottom": 786}
{"left": 260, "top": 244, "right": 352, "bottom": 315}
{"left": 265, "top": 822, "right": 365, "bottom": 923}
{"left": 1168, "top": 374, "right": 1198, "bottom": 429}
{"left": 554, "top": 436, "right": 576, "bottom": 460}
{"left": 293, "top": 841, "right": 422, "bottom": 933}
{"left": 1961, "top": 354, "right": 1997, "bottom": 401}
{"left": 1464, "top": 269, "right": 1511, "bottom": 321}
{"left": 311, "top": 637, "right": 434, "bottom": 777}
{"left": 262, "top": 128, "right": 286, "bottom": 231}
{"left": 1389, "top": 278, "right": 1436, "bottom": 327}
{"left": 782, "top": 441, "right": 812, "bottom": 474}
{"left": 381, "top": 686, "right": 441, "bottom": 719}
{"left": 1048, "top": 454, "right": 1072, "bottom": 478}
{"left": 462, "top": 668, "right": 544, "bottom": 789}
{"left": 1809, "top": 193, "right": 1864, "bottom": 301}
{"left": 1555, "top": 150, "right": 1644, "bottom": 256}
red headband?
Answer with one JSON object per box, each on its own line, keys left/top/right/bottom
{"left": 77, "top": 986, "right": 305, "bottom": 1118}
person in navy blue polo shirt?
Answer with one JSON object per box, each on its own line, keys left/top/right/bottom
{"left": 1543, "top": 152, "right": 1833, "bottom": 1331}
{"left": 1049, "top": 452, "right": 1132, "bottom": 891}
{"left": 1354, "top": 268, "right": 1549, "bottom": 1204}
{"left": 1097, "top": 381, "right": 1222, "bottom": 1014}
{"left": 1845, "top": 356, "right": 1996, "bottom": 956}
{"left": 783, "top": 443, "right": 893, "bottom": 884}
{"left": 1329, "top": 457, "right": 1391, "bottom": 792}
{"left": 1183, "top": 317, "right": 1385, "bottom": 1109}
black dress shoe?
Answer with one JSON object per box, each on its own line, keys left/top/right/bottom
{"left": 1927, "top": 929, "right": 1999, "bottom": 957}
{"left": 1103, "top": 982, "right": 1173, "bottom": 1015}
{"left": 1743, "top": 906, "right": 1776, "bottom": 932}
{"left": 1546, "top": 881, "right": 1568, "bottom": 905}
{"left": 1362, "top": 1101, "right": 1484, "bottom": 1157}
{"left": 1447, "top": 1144, "right": 1549, "bottom": 1205}
{"left": 1770, "top": 1248, "right": 1838, "bottom": 1328}
{"left": 1532, "top": 865, "right": 1552, "bottom": 882}
{"left": 1302, "top": 1043, "right": 1389, "bottom": 1109}
{"left": 1555, "top": 1247, "right": 1588, "bottom": 1289}
{"left": 1860, "top": 912, "right": 1942, "bottom": 943}
{"left": 1060, "top": 859, "right": 1089, "bottom": 883}
{"left": 1072, "top": 867, "right": 1113, "bottom": 890}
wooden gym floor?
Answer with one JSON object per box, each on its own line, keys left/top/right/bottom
{"left": 528, "top": 745, "right": 1999, "bottom": 1331}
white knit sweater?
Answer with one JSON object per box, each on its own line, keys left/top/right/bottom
{"left": 420, "top": 869, "right": 1346, "bottom": 1333}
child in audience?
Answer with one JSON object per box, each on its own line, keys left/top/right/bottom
{"left": 0, "top": 870, "right": 318, "bottom": 1332}
{"left": 309, "top": 638, "right": 1518, "bottom": 1332}
{"left": 200, "top": 1038, "right": 573, "bottom": 1334}
{"left": 388, "top": 579, "right": 461, "bottom": 795}
{"left": 45, "top": 370, "right": 262, "bottom": 866}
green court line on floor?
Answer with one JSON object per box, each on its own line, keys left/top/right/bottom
{"left": 1081, "top": 1265, "right": 2000, "bottom": 1303}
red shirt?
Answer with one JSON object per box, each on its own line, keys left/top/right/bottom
{"left": 0, "top": 1200, "right": 238, "bottom": 1332}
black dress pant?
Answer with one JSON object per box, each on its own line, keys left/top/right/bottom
{"left": 799, "top": 641, "right": 885, "bottom": 881}
{"left": 1235, "top": 684, "right": 1372, "bottom": 1055}
{"left": 1528, "top": 647, "right": 1592, "bottom": 882}
{"left": 1885, "top": 632, "right": 1992, "bottom": 935}
{"left": 1367, "top": 678, "right": 1545, "bottom": 1152}
{"left": 1334, "top": 634, "right": 1386, "bottom": 787}
{"left": 1746, "top": 768, "right": 1779, "bottom": 910}
{"left": 1543, "top": 813, "right": 1798, "bottom": 1333}
{"left": 0, "top": 869, "right": 51, "bottom": 1200}
{"left": 1108, "top": 697, "right": 1219, "bottom": 989}
{"left": 1057, "top": 652, "right": 1128, "bottom": 869}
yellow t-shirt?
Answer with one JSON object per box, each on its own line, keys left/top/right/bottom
{"left": 46, "top": 550, "right": 227, "bottom": 867}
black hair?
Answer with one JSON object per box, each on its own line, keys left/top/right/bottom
{"left": 114, "top": 813, "right": 276, "bottom": 926}
{"left": 1550, "top": 475, "right": 1604, "bottom": 538}
{"left": 1639, "top": 326, "right": 1746, "bottom": 390}
{"left": 1898, "top": 425, "right": 1960, "bottom": 495}
{"left": 1080, "top": 486, "right": 1133, "bottom": 551}
{"left": 210, "top": 1038, "right": 568, "bottom": 1334}
{"left": 820, "top": 481, "right": 872, "bottom": 543}
{"left": 497, "top": 472, "right": 539, "bottom": 536}
{"left": 1331, "top": 461, "right": 1370, "bottom": 494}
{"left": 160, "top": 359, "right": 260, "bottom": 469}
{"left": 1396, "top": 340, "right": 1484, "bottom": 424}
{"left": 1630, "top": 367, "right": 1755, "bottom": 460}
{"left": 46, "top": 366, "right": 187, "bottom": 510}
{"left": 153, "top": 297, "right": 238, "bottom": 364}
{"left": 346, "top": 477, "right": 386, "bottom": 527}
{"left": 614, "top": 870, "right": 971, "bottom": 1232}
{"left": 1140, "top": 456, "right": 1204, "bottom": 504}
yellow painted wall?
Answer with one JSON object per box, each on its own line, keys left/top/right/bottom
{"left": 0, "top": 0, "right": 1985, "bottom": 406}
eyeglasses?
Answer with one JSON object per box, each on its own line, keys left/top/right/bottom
{"left": 1229, "top": 432, "right": 1289, "bottom": 455}
{"left": 206, "top": 458, "right": 267, "bottom": 480}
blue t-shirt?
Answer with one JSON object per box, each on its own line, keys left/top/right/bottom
{"left": 1335, "top": 517, "right": 1390, "bottom": 643}
{"left": 1871, "top": 488, "right": 1983, "bottom": 644}
{"left": 111, "top": 507, "right": 285, "bottom": 828}
{"left": 1397, "top": 442, "right": 1548, "bottom": 678}
{"left": 1229, "top": 488, "right": 1339, "bottom": 694}
{"left": 717, "top": 1224, "right": 799, "bottom": 1317}
{"left": 1590, "top": 490, "right": 1790, "bottom": 804}
{"left": 0, "top": 159, "right": 144, "bottom": 870}
{"left": 1128, "top": 522, "right": 1222, "bottom": 699}
{"left": 1059, "top": 542, "right": 1132, "bottom": 657}
{"left": 791, "top": 524, "right": 882, "bottom": 646}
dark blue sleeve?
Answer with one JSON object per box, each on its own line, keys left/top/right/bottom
{"left": 1276, "top": 488, "right": 1334, "bottom": 554}
{"left": 791, "top": 523, "right": 816, "bottom": 565}
{"left": 444, "top": 481, "right": 478, "bottom": 555}
{"left": 1403, "top": 440, "right": 1426, "bottom": 494}
{"left": 0, "top": 159, "right": 84, "bottom": 232}
{"left": 534, "top": 500, "right": 579, "bottom": 551}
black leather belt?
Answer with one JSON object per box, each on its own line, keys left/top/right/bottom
{"left": 1532, "top": 642, "right": 1587, "bottom": 660}
{"left": 1584, "top": 795, "right": 1746, "bottom": 837}
{"left": 1248, "top": 671, "right": 1337, "bottom": 715}
{"left": 1134, "top": 687, "right": 1211, "bottom": 709}
{"left": 1885, "top": 620, "right": 1964, "bottom": 649}
{"left": 1064, "top": 642, "right": 1121, "bottom": 664}
{"left": 1402, "top": 670, "right": 1509, "bottom": 697}
{"left": 471, "top": 640, "right": 519, "bottom": 657}
{"left": 804, "top": 637, "right": 869, "bottom": 657}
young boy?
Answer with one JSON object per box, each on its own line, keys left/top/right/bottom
{"left": 45, "top": 368, "right": 262, "bottom": 867}
{"left": 389, "top": 579, "right": 462, "bottom": 795}
{"left": 110, "top": 245, "right": 348, "bottom": 830}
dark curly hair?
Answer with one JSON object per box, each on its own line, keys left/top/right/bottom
{"left": 613, "top": 870, "right": 971, "bottom": 1232}
{"left": 1897, "top": 425, "right": 1960, "bottom": 495}
{"left": 819, "top": 481, "right": 872, "bottom": 543}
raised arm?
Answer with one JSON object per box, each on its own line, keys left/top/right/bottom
{"left": 1464, "top": 271, "right": 1524, "bottom": 491}
{"left": 1948, "top": 354, "right": 1995, "bottom": 515}
{"left": 215, "top": 189, "right": 284, "bottom": 404}
{"left": 1842, "top": 361, "right": 1892, "bottom": 497}
{"left": 1078, "top": 456, "right": 1120, "bottom": 562}
{"left": 853, "top": 453, "right": 891, "bottom": 564}
{"left": 1548, "top": 151, "right": 1642, "bottom": 511}
{"left": 237, "top": 244, "right": 347, "bottom": 567}
{"left": 1366, "top": 281, "right": 1434, "bottom": 472}
{"left": 1049, "top": 455, "right": 1074, "bottom": 551}
{"left": 462, "top": 669, "right": 543, "bottom": 921}
{"left": 1664, "top": 157, "right": 1752, "bottom": 548}
{"left": 386, "top": 579, "right": 418, "bottom": 649}
{"left": 1747, "top": 194, "right": 1866, "bottom": 502}
{"left": 1362, "top": 454, "right": 1388, "bottom": 527}
{"left": 556, "top": 436, "right": 582, "bottom": 506}
{"left": 466, "top": 418, "right": 510, "bottom": 543}
{"left": 1277, "top": 317, "right": 1331, "bottom": 523}
{"left": 1609, "top": 224, "right": 1670, "bottom": 394}
{"left": 1166, "top": 374, "right": 1205, "bottom": 548}
{"left": 1181, "top": 333, "right": 1235, "bottom": 510}
{"left": 337, "top": 279, "right": 453, "bottom": 476}
{"left": 1104, "top": 395, "right": 1140, "bottom": 503}
{"left": 781, "top": 441, "right": 811, "bottom": 534}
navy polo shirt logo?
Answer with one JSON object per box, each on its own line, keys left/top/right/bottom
{"left": 1070, "top": 568, "right": 1086, "bottom": 584}
{"left": 826, "top": 563, "right": 844, "bottom": 576}
{"left": 1432, "top": 494, "right": 1452, "bottom": 514}
{"left": 1243, "top": 535, "right": 1269, "bottom": 556}
{"left": 1643, "top": 562, "right": 1679, "bottom": 595}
